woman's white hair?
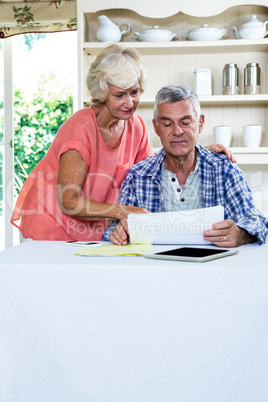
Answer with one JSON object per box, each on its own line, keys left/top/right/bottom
{"left": 86, "top": 43, "right": 147, "bottom": 105}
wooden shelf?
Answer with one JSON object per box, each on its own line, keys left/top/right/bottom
{"left": 140, "top": 95, "right": 268, "bottom": 105}
{"left": 151, "top": 147, "right": 268, "bottom": 164}
{"left": 84, "top": 95, "right": 268, "bottom": 105}
{"left": 231, "top": 147, "right": 268, "bottom": 164}
{"left": 83, "top": 38, "right": 268, "bottom": 54}
{"left": 198, "top": 95, "right": 268, "bottom": 105}
{"left": 231, "top": 147, "right": 268, "bottom": 153}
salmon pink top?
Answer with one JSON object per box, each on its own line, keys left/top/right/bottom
{"left": 11, "top": 107, "right": 151, "bottom": 240}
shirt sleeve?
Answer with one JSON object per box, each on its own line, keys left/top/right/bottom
{"left": 102, "top": 169, "right": 138, "bottom": 242}
{"left": 224, "top": 162, "right": 268, "bottom": 245}
{"left": 54, "top": 116, "right": 92, "bottom": 166}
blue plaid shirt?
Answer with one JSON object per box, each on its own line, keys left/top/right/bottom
{"left": 102, "top": 144, "right": 268, "bottom": 244}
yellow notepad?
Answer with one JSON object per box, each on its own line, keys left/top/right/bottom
{"left": 76, "top": 243, "right": 151, "bottom": 256}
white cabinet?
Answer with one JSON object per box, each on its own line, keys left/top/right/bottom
{"left": 77, "top": 0, "right": 268, "bottom": 164}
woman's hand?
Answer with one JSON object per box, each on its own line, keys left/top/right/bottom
{"left": 206, "top": 143, "right": 236, "bottom": 163}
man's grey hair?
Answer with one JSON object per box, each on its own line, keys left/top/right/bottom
{"left": 153, "top": 85, "right": 201, "bottom": 122}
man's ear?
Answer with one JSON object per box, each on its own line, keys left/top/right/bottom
{"left": 199, "top": 114, "right": 205, "bottom": 133}
{"left": 152, "top": 119, "right": 160, "bottom": 137}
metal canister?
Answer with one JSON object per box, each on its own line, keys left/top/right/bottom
{"left": 222, "top": 63, "right": 239, "bottom": 95}
{"left": 244, "top": 62, "right": 260, "bottom": 95}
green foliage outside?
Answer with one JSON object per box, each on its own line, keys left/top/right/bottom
{"left": 23, "top": 33, "right": 47, "bottom": 51}
{"left": 0, "top": 90, "right": 73, "bottom": 214}
{"left": 0, "top": 32, "right": 75, "bottom": 216}
{"left": 13, "top": 89, "right": 73, "bottom": 194}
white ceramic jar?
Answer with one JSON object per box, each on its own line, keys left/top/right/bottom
{"left": 243, "top": 125, "right": 262, "bottom": 147}
{"left": 213, "top": 126, "right": 232, "bottom": 147}
{"left": 194, "top": 68, "right": 212, "bottom": 96}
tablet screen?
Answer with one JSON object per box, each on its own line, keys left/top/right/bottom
{"left": 156, "top": 247, "right": 228, "bottom": 258}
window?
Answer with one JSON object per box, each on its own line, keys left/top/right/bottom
{"left": 0, "top": 40, "right": 4, "bottom": 251}
{"left": 1, "top": 31, "right": 77, "bottom": 250}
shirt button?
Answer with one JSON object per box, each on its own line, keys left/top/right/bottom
{"left": 171, "top": 177, "right": 176, "bottom": 182}
{"left": 177, "top": 188, "right": 181, "bottom": 192}
{"left": 181, "top": 198, "right": 185, "bottom": 202}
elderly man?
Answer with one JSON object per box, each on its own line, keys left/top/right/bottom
{"left": 102, "top": 85, "right": 268, "bottom": 247}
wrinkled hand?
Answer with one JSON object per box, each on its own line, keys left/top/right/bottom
{"left": 110, "top": 207, "right": 151, "bottom": 245}
{"left": 203, "top": 219, "right": 255, "bottom": 247}
{"left": 206, "top": 143, "right": 236, "bottom": 163}
{"left": 109, "top": 219, "right": 129, "bottom": 245}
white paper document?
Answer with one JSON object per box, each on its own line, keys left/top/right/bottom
{"left": 128, "top": 205, "right": 224, "bottom": 245}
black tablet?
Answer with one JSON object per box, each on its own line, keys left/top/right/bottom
{"left": 144, "top": 246, "right": 238, "bottom": 263}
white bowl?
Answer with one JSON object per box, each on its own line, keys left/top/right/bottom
{"left": 135, "top": 26, "right": 177, "bottom": 42}
{"left": 184, "top": 24, "right": 227, "bottom": 41}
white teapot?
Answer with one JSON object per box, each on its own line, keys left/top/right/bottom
{"left": 96, "top": 15, "right": 130, "bottom": 42}
{"left": 232, "top": 15, "right": 268, "bottom": 39}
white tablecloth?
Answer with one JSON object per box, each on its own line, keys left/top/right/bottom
{"left": 1, "top": 241, "right": 268, "bottom": 402}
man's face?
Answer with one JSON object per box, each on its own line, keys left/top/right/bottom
{"left": 153, "top": 99, "right": 204, "bottom": 158}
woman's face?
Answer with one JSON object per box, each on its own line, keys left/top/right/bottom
{"left": 104, "top": 82, "right": 141, "bottom": 120}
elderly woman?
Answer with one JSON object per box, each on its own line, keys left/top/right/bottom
{"left": 11, "top": 44, "right": 233, "bottom": 241}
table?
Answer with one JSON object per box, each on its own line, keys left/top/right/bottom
{"left": 1, "top": 241, "right": 268, "bottom": 402}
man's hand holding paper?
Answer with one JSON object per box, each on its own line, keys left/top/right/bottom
{"left": 203, "top": 219, "right": 258, "bottom": 248}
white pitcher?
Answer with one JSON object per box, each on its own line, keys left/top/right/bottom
{"left": 96, "top": 15, "right": 130, "bottom": 42}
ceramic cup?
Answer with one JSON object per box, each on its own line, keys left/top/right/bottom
{"left": 213, "top": 125, "right": 232, "bottom": 147}
{"left": 243, "top": 125, "right": 262, "bottom": 147}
